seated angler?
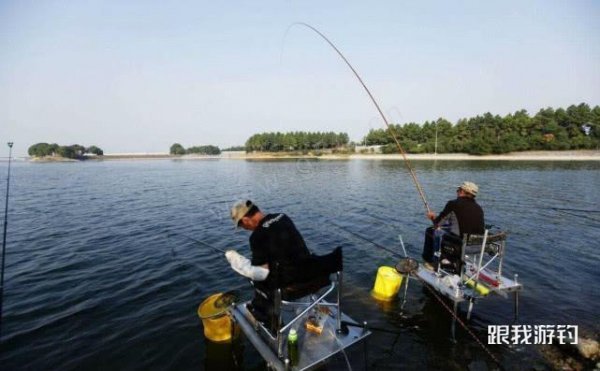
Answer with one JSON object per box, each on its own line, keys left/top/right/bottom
{"left": 422, "top": 181, "right": 485, "bottom": 271}
{"left": 225, "top": 200, "right": 316, "bottom": 328}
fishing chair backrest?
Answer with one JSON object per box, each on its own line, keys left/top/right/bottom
{"left": 280, "top": 246, "right": 343, "bottom": 301}
{"left": 460, "top": 230, "right": 508, "bottom": 281}
{"left": 462, "top": 231, "right": 507, "bottom": 256}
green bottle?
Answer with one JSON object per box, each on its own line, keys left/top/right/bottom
{"left": 287, "top": 328, "right": 299, "bottom": 366}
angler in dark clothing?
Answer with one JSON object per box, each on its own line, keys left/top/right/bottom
{"left": 249, "top": 212, "right": 312, "bottom": 287}
{"left": 226, "top": 200, "right": 328, "bottom": 326}
{"left": 422, "top": 181, "right": 485, "bottom": 270}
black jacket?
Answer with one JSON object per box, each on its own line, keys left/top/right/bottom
{"left": 434, "top": 197, "right": 485, "bottom": 236}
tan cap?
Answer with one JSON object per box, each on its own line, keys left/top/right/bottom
{"left": 458, "top": 181, "right": 479, "bottom": 196}
{"left": 230, "top": 200, "right": 254, "bottom": 227}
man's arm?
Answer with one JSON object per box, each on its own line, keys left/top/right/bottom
{"left": 225, "top": 250, "right": 269, "bottom": 281}
{"left": 433, "top": 201, "right": 454, "bottom": 226}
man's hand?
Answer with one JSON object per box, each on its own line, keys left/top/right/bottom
{"left": 427, "top": 211, "right": 436, "bottom": 221}
{"left": 224, "top": 250, "right": 269, "bottom": 281}
{"left": 225, "top": 250, "right": 239, "bottom": 263}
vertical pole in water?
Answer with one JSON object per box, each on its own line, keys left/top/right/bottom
{"left": 363, "top": 327, "right": 369, "bottom": 371}
{"left": 399, "top": 273, "right": 410, "bottom": 312}
{"left": 0, "top": 142, "right": 14, "bottom": 340}
{"left": 336, "top": 271, "right": 342, "bottom": 332}
{"left": 451, "top": 301, "right": 458, "bottom": 341}
{"left": 513, "top": 274, "right": 519, "bottom": 322}
{"left": 467, "top": 299, "right": 474, "bottom": 320}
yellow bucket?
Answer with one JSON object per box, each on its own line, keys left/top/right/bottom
{"left": 371, "top": 266, "right": 403, "bottom": 301}
{"left": 198, "top": 293, "right": 235, "bottom": 343}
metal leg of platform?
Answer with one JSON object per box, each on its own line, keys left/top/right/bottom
{"left": 363, "top": 328, "right": 369, "bottom": 371}
{"left": 275, "top": 289, "right": 283, "bottom": 359}
{"left": 514, "top": 291, "right": 519, "bottom": 322}
{"left": 337, "top": 271, "right": 342, "bottom": 332}
{"left": 513, "top": 273, "right": 519, "bottom": 322}
{"left": 399, "top": 273, "right": 410, "bottom": 312}
{"left": 451, "top": 301, "right": 458, "bottom": 342}
{"left": 466, "top": 298, "right": 474, "bottom": 320}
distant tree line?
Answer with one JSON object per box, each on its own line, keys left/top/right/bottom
{"left": 364, "top": 103, "right": 599, "bottom": 155}
{"left": 169, "top": 143, "right": 221, "bottom": 155}
{"left": 28, "top": 143, "right": 104, "bottom": 159}
{"left": 222, "top": 146, "right": 246, "bottom": 151}
{"left": 245, "top": 131, "right": 350, "bottom": 152}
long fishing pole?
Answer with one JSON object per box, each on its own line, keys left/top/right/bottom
{"left": 167, "top": 231, "right": 226, "bottom": 254}
{"left": 294, "top": 23, "right": 431, "bottom": 214}
{"left": 330, "top": 220, "right": 404, "bottom": 258}
{"left": 0, "top": 142, "right": 14, "bottom": 340}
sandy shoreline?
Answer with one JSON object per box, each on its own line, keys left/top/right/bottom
{"left": 25, "top": 150, "right": 600, "bottom": 162}
{"left": 223, "top": 150, "right": 600, "bottom": 161}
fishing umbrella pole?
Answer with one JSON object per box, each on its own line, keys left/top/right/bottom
{"left": 294, "top": 23, "right": 431, "bottom": 214}
{"left": 0, "top": 142, "right": 14, "bottom": 340}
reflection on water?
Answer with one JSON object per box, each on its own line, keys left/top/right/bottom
{"left": 0, "top": 159, "right": 598, "bottom": 369}
{"left": 204, "top": 339, "right": 245, "bottom": 371}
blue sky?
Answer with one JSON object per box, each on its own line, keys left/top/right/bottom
{"left": 1, "top": 1, "right": 599, "bottom": 156}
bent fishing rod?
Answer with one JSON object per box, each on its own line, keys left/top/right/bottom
{"left": 293, "top": 23, "right": 431, "bottom": 214}
{"left": 0, "top": 142, "right": 14, "bottom": 340}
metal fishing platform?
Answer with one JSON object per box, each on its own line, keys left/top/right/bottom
{"left": 230, "top": 273, "right": 371, "bottom": 371}
{"left": 399, "top": 228, "right": 523, "bottom": 337}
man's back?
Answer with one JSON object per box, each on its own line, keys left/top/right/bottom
{"left": 249, "top": 213, "right": 311, "bottom": 286}
{"left": 436, "top": 197, "right": 485, "bottom": 236}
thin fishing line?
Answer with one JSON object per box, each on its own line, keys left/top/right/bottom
{"left": 550, "top": 207, "right": 600, "bottom": 214}
{"left": 325, "top": 326, "right": 353, "bottom": 371}
{"left": 554, "top": 210, "right": 600, "bottom": 223}
{"left": 417, "top": 275, "right": 502, "bottom": 367}
{"left": 330, "top": 220, "right": 404, "bottom": 258}
{"left": 0, "top": 142, "right": 14, "bottom": 340}
{"left": 166, "top": 230, "right": 226, "bottom": 254}
{"left": 341, "top": 320, "right": 404, "bottom": 336}
{"left": 290, "top": 22, "right": 431, "bottom": 213}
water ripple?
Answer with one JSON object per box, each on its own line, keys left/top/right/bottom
{"left": 1, "top": 160, "right": 598, "bottom": 369}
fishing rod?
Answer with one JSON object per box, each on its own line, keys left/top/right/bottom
{"left": 167, "top": 231, "right": 226, "bottom": 254}
{"left": 340, "top": 320, "right": 404, "bottom": 336}
{"left": 0, "top": 142, "right": 14, "bottom": 340}
{"left": 294, "top": 23, "right": 431, "bottom": 214}
{"left": 550, "top": 207, "right": 600, "bottom": 213}
{"left": 330, "top": 220, "right": 405, "bottom": 258}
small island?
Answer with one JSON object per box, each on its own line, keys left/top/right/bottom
{"left": 28, "top": 143, "right": 104, "bottom": 161}
{"left": 169, "top": 143, "right": 221, "bottom": 156}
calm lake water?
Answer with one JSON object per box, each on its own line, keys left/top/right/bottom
{"left": 1, "top": 159, "right": 599, "bottom": 370}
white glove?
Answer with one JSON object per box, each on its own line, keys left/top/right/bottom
{"left": 225, "top": 250, "right": 269, "bottom": 281}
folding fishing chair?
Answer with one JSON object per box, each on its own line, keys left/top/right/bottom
{"left": 458, "top": 229, "right": 508, "bottom": 318}
{"left": 252, "top": 246, "right": 344, "bottom": 360}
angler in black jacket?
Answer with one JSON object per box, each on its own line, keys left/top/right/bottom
{"left": 422, "top": 181, "right": 485, "bottom": 270}
{"left": 226, "top": 200, "right": 339, "bottom": 327}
